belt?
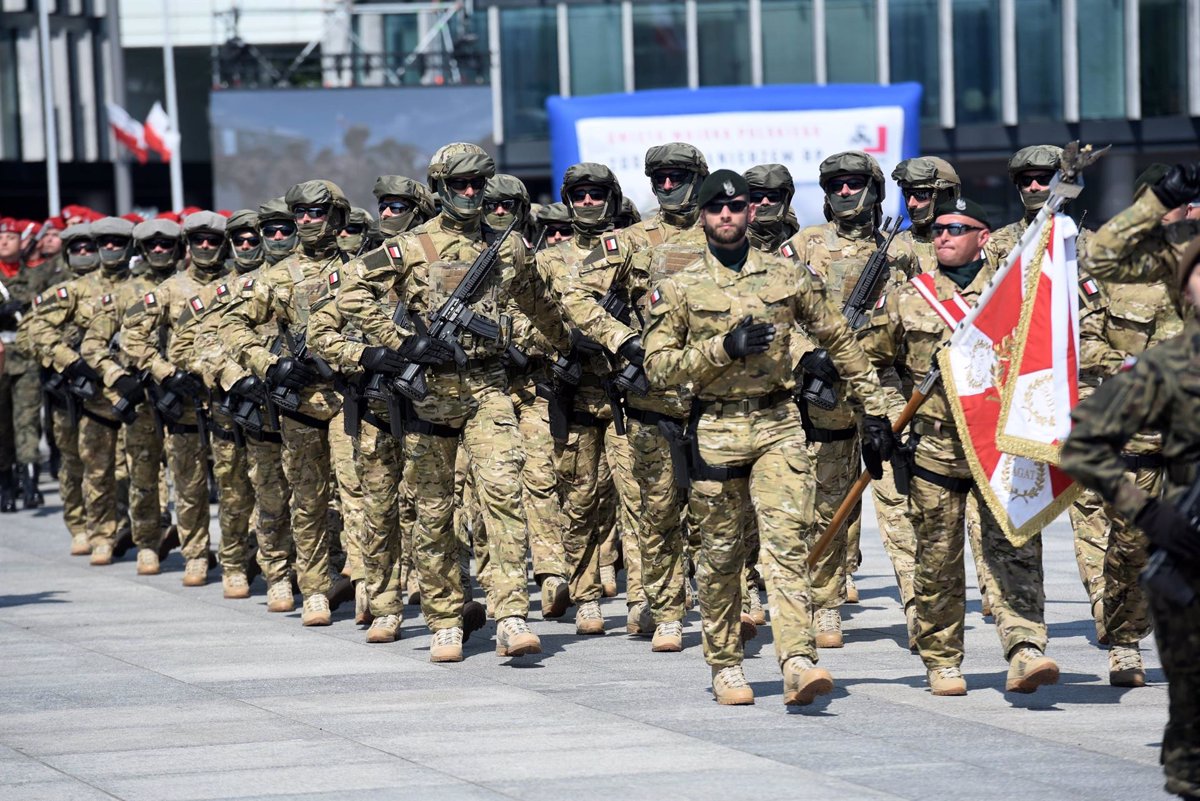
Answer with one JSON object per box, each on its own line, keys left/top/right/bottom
{"left": 362, "top": 408, "right": 391, "bottom": 434}
{"left": 626, "top": 407, "right": 685, "bottom": 427}
{"left": 795, "top": 394, "right": 856, "bottom": 443}
{"left": 1122, "top": 453, "right": 1165, "bottom": 471}
{"left": 698, "top": 389, "right": 793, "bottom": 418}
{"left": 406, "top": 415, "right": 462, "bottom": 438}
{"left": 209, "top": 423, "right": 240, "bottom": 443}
{"left": 432, "top": 356, "right": 503, "bottom": 374}
{"left": 912, "top": 464, "right": 973, "bottom": 493}
{"left": 277, "top": 407, "right": 330, "bottom": 430}
{"left": 165, "top": 421, "right": 200, "bottom": 436}
{"left": 912, "top": 419, "right": 957, "bottom": 439}
{"left": 571, "top": 408, "right": 607, "bottom": 429}
{"left": 80, "top": 406, "right": 121, "bottom": 430}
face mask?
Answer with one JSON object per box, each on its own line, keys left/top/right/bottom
{"left": 379, "top": 212, "right": 417, "bottom": 236}
{"left": 188, "top": 240, "right": 225, "bottom": 271}
{"left": 232, "top": 247, "right": 263, "bottom": 271}
{"left": 1020, "top": 187, "right": 1050, "bottom": 213}
{"left": 751, "top": 197, "right": 787, "bottom": 225}
{"left": 826, "top": 182, "right": 878, "bottom": 223}
{"left": 98, "top": 242, "right": 131, "bottom": 272}
{"left": 438, "top": 182, "right": 485, "bottom": 224}
{"left": 67, "top": 250, "right": 100, "bottom": 273}
{"left": 337, "top": 234, "right": 364, "bottom": 255}
{"left": 144, "top": 247, "right": 178, "bottom": 270}
{"left": 908, "top": 191, "right": 937, "bottom": 227}
{"left": 652, "top": 174, "right": 699, "bottom": 214}
{"left": 262, "top": 231, "right": 297, "bottom": 260}
{"left": 569, "top": 202, "right": 612, "bottom": 237}
{"left": 297, "top": 220, "right": 329, "bottom": 245}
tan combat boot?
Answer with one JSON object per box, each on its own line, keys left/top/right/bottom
{"left": 266, "top": 581, "right": 295, "bottom": 613}
{"left": 70, "top": 533, "right": 91, "bottom": 556}
{"left": 496, "top": 616, "right": 541, "bottom": 657}
{"left": 627, "top": 601, "right": 653, "bottom": 636}
{"left": 222, "top": 572, "right": 250, "bottom": 600}
{"left": 1108, "top": 645, "right": 1145, "bottom": 687}
{"left": 355, "top": 580, "right": 372, "bottom": 626}
{"left": 651, "top": 620, "right": 683, "bottom": 653}
{"left": 844, "top": 574, "right": 859, "bottom": 604}
{"left": 89, "top": 541, "right": 114, "bottom": 566}
{"left": 540, "top": 575, "right": 570, "bottom": 619}
{"left": 927, "top": 666, "right": 968, "bottom": 696}
{"left": 430, "top": 626, "right": 464, "bottom": 662}
{"left": 1006, "top": 645, "right": 1059, "bottom": 693}
{"left": 301, "top": 593, "right": 332, "bottom": 626}
{"left": 599, "top": 565, "right": 618, "bottom": 598}
{"left": 782, "top": 656, "right": 834, "bottom": 706}
{"left": 747, "top": 589, "right": 766, "bottom": 627}
{"left": 575, "top": 600, "right": 605, "bottom": 635}
{"left": 182, "top": 557, "right": 208, "bottom": 587}
{"left": 367, "top": 614, "right": 401, "bottom": 643}
{"left": 814, "top": 608, "right": 844, "bottom": 649}
{"left": 135, "top": 548, "right": 160, "bottom": 575}
{"left": 711, "top": 665, "right": 755, "bottom": 705}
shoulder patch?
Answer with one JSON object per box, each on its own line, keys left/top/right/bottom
{"left": 1119, "top": 355, "right": 1138, "bottom": 372}
{"left": 874, "top": 292, "right": 887, "bottom": 310}
{"left": 779, "top": 242, "right": 800, "bottom": 262}
{"left": 1080, "top": 277, "right": 1099, "bottom": 298}
{"left": 102, "top": 294, "right": 113, "bottom": 306}
{"left": 364, "top": 248, "right": 394, "bottom": 272}
{"left": 57, "top": 286, "right": 69, "bottom": 300}
{"left": 33, "top": 293, "right": 43, "bottom": 307}
{"left": 215, "top": 283, "right": 230, "bottom": 299}
{"left": 144, "top": 292, "right": 157, "bottom": 308}
{"left": 240, "top": 278, "right": 256, "bottom": 298}
{"left": 328, "top": 270, "right": 341, "bottom": 289}
{"left": 602, "top": 234, "right": 620, "bottom": 255}
{"left": 189, "top": 295, "right": 205, "bottom": 313}
{"left": 386, "top": 244, "right": 402, "bottom": 260}
{"left": 650, "top": 288, "right": 663, "bottom": 306}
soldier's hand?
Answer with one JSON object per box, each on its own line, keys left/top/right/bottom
{"left": 65, "top": 358, "right": 102, "bottom": 385}
{"left": 799, "top": 349, "right": 840, "bottom": 384}
{"left": 230, "top": 375, "right": 266, "bottom": 402}
{"left": 360, "top": 345, "right": 408, "bottom": 373}
{"left": 1135, "top": 499, "right": 1200, "bottom": 561}
{"left": 113, "top": 373, "right": 144, "bottom": 403}
{"left": 1152, "top": 162, "right": 1200, "bottom": 209}
{"left": 723, "top": 316, "right": 775, "bottom": 359}
{"left": 164, "top": 369, "right": 205, "bottom": 397}
{"left": 861, "top": 414, "right": 896, "bottom": 481}
{"left": 397, "top": 333, "right": 453, "bottom": 366}
{"left": 618, "top": 336, "right": 645, "bottom": 366}
{"left": 569, "top": 328, "right": 605, "bottom": 357}
{"left": 265, "top": 358, "right": 315, "bottom": 391}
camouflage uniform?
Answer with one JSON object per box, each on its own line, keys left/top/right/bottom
{"left": 891, "top": 156, "right": 961, "bottom": 274}
{"left": 781, "top": 152, "right": 918, "bottom": 637}
{"left": 644, "top": 241, "right": 889, "bottom": 703}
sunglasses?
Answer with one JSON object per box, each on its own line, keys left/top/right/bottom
{"left": 378, "top": 200, "right": 411, "bottom": 214}
{"left": 146, "top": 237, "right": 176, "bottom": 250}
{"left": 233, "top": 234, "right": 261, "bottom": 247}
{"left": 489, "top": 198, "right": 519, "bottom": 211}
{"left": 824, "top": 176, "right": 868, "bottom": 192}
{"left": 261, "top": 222, "right": 296, "bottom": 237}
{"left": 342, "top": 224, "right": 365, "bottom": 235}
{"left": 703, "top": 200, "right": 750, "bottom": 214}
{"left": 904, "top": 189, "right": 934, "bottom": 202}
{"left": 188, "top": 233, "right": 223, "bottom": 247}
{"left": 543, "top": 225, "right": 573, "bottom": 238}
{"left": 291, "top": 205, "right": 329, "bottom": 220}
{"left": 67, "top": 240, "right": 97, "bottom": 254}
{"left": 931, "top": 223, "right": 984, "bottom": 237}
{"left": 568, "top": 187, "right": 608, "bottom": 203}
{"left": 446, "top": 177, "right": 486, "bottom": 192}
{"left": 651, "top": 169, "right": 692, "bottom": 189}
{"left": 96, "top": 235, "right": 130, "bottom": 248}
{"left": 1016, "top": 171, "right": 1055, "bottom": 188}
{"left": 749, "top": 190, "right": 784, "bottom": 204}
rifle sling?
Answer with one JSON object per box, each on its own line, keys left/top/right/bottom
{"left": 165, "top": 421, "right": 200, "bottom": 436}
{"left": 80, "top": 406, "right": 122, "bottom": 430}
{"left": 796, "top": 398, "right": 856, "bottom": 443}
{"left": 911, "top": 464, "right": 973, "bottom": 494}
{"left": 277, "top": 406, "right": 330, "bottom": 430}
{"left": 685, "top": 401, "right": 752, "bottom": 482}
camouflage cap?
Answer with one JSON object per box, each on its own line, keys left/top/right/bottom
{"left": 285, "top": 179, "right": 350, "bottom": 211}
{"left": 132, "top": 219, "right": 182, "bottom": 241}
{"left": 484, "top": 174, "right": 531, "bottom": 205}
{"left": 562, "top": 162, "right": 623, "bottom": 207}
{"left": 426, "top": 142, "right": 494, "bottom": 188}
{"left": 743, "top": 163, "right": 795, "bottom": 195}
{"left": 536, "top": 202, "right": 572, "bottom": 225}
{"left": 89, "top": 216, "right": 136, "bottom": 239}
{"left": 226, "top": 209, "right": 259, "bottom": 234}
{"left": 182, "top": 210, "right": 228, "bottom": 235}
{"left": 644, "top": 142, "right": 709, "bottom": 177}
{"left": 892, "top": 156, "right": 960, "bottom": 190}
{"left": 60, "top": 223, "right": 92, "bottom": 244}
{"left": 257, "top": 196, "right": 292, "bottom": 223}
{"left": 1008, "top": 145, "right": 1063, "bottom": 179}
{"left": 1177, "top": 236, "right": 1200, "bottom": 294}
{"left": 819, "top": 151, "right": 886, "bottom": 197}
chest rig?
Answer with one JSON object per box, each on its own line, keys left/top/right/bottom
{"left": 414, "top": 232, "right": 509, "bottom": 359}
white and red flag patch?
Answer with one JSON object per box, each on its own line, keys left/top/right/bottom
{"left": 189, "top": 296, "right": 205, "bottom": 313}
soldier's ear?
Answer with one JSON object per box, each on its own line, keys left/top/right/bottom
{"left": 976, "top": 228, "right": 991, "bottom": 252}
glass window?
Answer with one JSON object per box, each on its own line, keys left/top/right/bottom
{"left": 0, "top": 30, "right": 19, "bottom": 160}
{"left": 499, "top": 7, "right": 558, "bottom": 141}
{"left": 1139, "top": 0, "right": 1187, "bottom": 117}
{"left": 888, "top": 0, "right": 939, "bottom": 123}
{"left": 633, "top": 3, "right": 688, "bottom": 90}
{"left": 826, "top": 0, "right": 876, "bottom": 83}
{"left": 761, "top": 0, "right": 814, "bottom": 84}
{"left": 381, "top": 13, "right": 422, "bottom": 85}
{"left": 696, "top": 1, "right": 751, "bottom": 86}
{"left": 1015, "top": 0, "right": 1062, "bottom": 120}
{"left": 569, "top": 5, "right": 623, "bottom": 96}
{"left": 1078, "top": 0, "right": 1124, "bottom": 118}
{"left": 953, "top": 0, "right": 1002, "bottom": 124}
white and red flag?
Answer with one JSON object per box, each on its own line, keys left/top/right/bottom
{"left": 106, "top": 102, "right": 147, "bottom": 164}
{"left": 936, "top": 212, "right": 1082, "bottom": 546}
{"left": 143, "top": 102, "right": 179, "bottom": 163}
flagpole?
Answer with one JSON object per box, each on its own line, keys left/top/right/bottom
{"left": 107, "top": 0, "right": 133, "bottom": 214}
{"left": 36, "top": 0, "right": 61, "bottom": 215}
{"left": 161, "top": 0, "right": 184, "bottom": 210}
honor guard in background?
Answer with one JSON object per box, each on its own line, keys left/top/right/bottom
{"left": 891, "top": 156, "right": 961, "bottom": 273}
{"left": 644, "top": 169, "right": 893, "bottom": 705}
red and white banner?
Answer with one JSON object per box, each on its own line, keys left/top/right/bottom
{"left": 936, "top": 213, "right": 1081, "bottom": 546}
{"left": 144, "top": 102, "right": 178, "bottom": 163}
{"left": 106, "top": 102, "right": 147, "bottom": 164}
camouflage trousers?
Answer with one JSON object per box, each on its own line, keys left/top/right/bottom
{"left": 910, "top": 433, "right": 1047, "bottom": 667}
{"left": 0, "top": 371, "right": 43, "bottom": 468}
{"left": 627, "top": 416, "right": 684, "bottom": 623}
{"left": 123, "top": 411, "right": 165, "bottom": 551}
{"left": 330, "top": 415, "right": 364, "bottom": 582}
{"left": 513, "top": 389, "right": 568, "bottom": 583}
{"left": 78, "top": 412, "right": 119, "bottom": 548}
{"left": 601, "top": 434, "right": 643, "bottom": 602}
{"left": 52, "top": 406, "right": 86, "bottom": 538}
{"left": 689, "top": 404, "right": 817, "bottom": 669}
{"left": 166, "top": 425, "right": 211, "bottom": 561}
{"left": 354, "top": 420, "right": 405, "bottom": 617}
{"left": 455, "top": 447, "right": 485, "bottom": 596}
{"left": 243, "top": 435, "right": 292, "bottom": 585}
{"left": 280, "top": 416, "right": 335, "bottom": 598}
{"left": 211, "top": 435, "right": 254, "bottom": 575}
{"left": 1070, "top": 467, "right": 1159, "bottom": 646}
{"left": 965, "top": 494, "right": 993, "bottom": 610}
{"left": 406, "top": 385, "right": 529, "bottom": 629}
{"left": 398, "top": 479, "right": 417, "bottom": 595}
{"left": 1150, "top": 563, "right": 1200, "bottom": 798}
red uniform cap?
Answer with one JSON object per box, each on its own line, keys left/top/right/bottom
{"left": 121, "top": 212, "right": 146, "bottom": 224}
{"left": 155, "top": 211, "right": 182, "bottom": 223}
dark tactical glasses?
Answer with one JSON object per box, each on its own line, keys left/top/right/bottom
{"left": 232, "top": 233, "right": 261, "bottom": 247}
{"left": 378, "top": 200, "right": 411, "bottom": 215}
{"left": 291, "top": 205, "right": 329, "bottom": 220}
{"left": 446, "top": 177, "right": 486, "bottom": 192}
{"left": 67, "top": 240, "right": 97, "bottom": 254}
{"left": 96, "top": 235, "right": 131, "bottom": 248}
{"left": 703, "top": 200, "right": 750, "bottom": 214}
{"left": 903, "top": 188, "right": 934, "bottom": 202}
{"left": 568, "top": 186, "right": 608, "bottom": 203}
{"left": 146, "top": 237, "right": 177, "bottom": 250}
{"left": 341, "top": 224, "right": 365, "bottom": 235}
{"left": 930, "top": 223, "right": 984, "bottom": 237}
{"left": 749, "top": 190, "right": 785, "bottom": 204}
{"left": 650, "top": 169, "right": 693, "bottom": 188}
{"left": 543, "top": 225, "right": 573, "bottom": 238}
{"left": 261, "top": 221, "right": 296, "bottom": 237}
{"left": 824, "top": 175, "right": 869, "bottom": 192}
{"left": 488, "top": 198, "right": 519, "bottom": 211}
{"left": 188, "top": 233, "right": 223, "bottom": 247}
{"left": 1016, "top": 171, "right": 1055, "bottom": 188}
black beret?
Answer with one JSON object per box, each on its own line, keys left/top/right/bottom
{"left": 1133, "top": 163, "right": 1170, "bottom": 199}
{"left": 933, "top": 195, "right": 991, "bottom": 229}
{"left": 697, "top": 169, "right": 750, "bottom": 208}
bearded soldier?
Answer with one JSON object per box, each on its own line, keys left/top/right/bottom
{"left": 780, "top": 151, "right": 918, "bottom": 648}
{"left": 891, "top": 156, "right": 961, "bottom": 273}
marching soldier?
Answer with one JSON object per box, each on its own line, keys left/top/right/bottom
{"left": 891, "top": 156, "right": 961, "bottom": 273}
{"left": 258, "top": 198, "right": 299, "bottom": 266}
{"left": 743, "top": 164, "right": 799, "bottom": 253}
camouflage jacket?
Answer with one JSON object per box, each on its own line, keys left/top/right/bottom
{"left": 2, "top": 256, "right": 64, "bottom": 373}
{"left": 81, "top": 267, "right": 174, "bottom": 388}
{"left": 644, "top": 247, "right": 888, "bottom": 417}
{"left": 896, "top": 228, "right": 937, "bottom": 275}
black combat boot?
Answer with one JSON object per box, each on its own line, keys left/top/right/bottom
{"left": 20, "top": 464, "right": 43, "bottom": 509}
{"left": 0, "top": 470, "right": 17, "bottom": 513}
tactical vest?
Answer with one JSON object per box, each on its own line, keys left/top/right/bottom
{"left": 284, "top": 256, "right": 337, "bottom": 352}
{"left": 415, "top": 232, "right": 507, "bottom": 359}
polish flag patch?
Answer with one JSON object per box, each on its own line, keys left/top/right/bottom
{"left": 649, "top": 288, "right": 662, "bottom": 306}
{"left": 603, "top": 235, "right": 619, "bottom": 254}
{"left": 387, "top": 244, "right": 402, "bottom": 259}
{"left": 242, "top": 278, "right": 254, "bottom": 290}
{"left": 102, "top": 294, "right": 113, "bottom": 306}
{"left": 57, "top": 286, "right": 69, "bottom": 299}
{"left": 779, "top": 242, "right": 797, "bottom": 260}
{"left": 875, "top": 292, "right": 887, "bottom": 310}
{"left": 144, "top": 292, "right": 157, "bottom": 307}
{"left": 189, "top": 296, "right": 204, "bottom": 313}
{"left": 1080, "top": 277, "right": 1099, "bottom": 298}
{"left": 33, "top": 294, "right": 43, "bottom": 306}
{"left": 216, "top": 283, "right": 229, "bottom": 298}
{"left": 328, "top": 270, "right": 340, "bottom": 288}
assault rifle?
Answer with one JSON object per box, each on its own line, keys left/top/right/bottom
{"left": 42, "top": 368, "right": 79, "bottom": 427}
{"left": 391, "top": 217, "right": 519, "bottom": 401}
{"left": 112, "top": 368, "right": 151, "bottom": 424}
{"left": 271, "top": 327, "right": 335, "bottom": 413}
{"left": 800, "top": 216, "right": 902, "bottom": 411}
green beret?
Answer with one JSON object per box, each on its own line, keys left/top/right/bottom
{"left": 696, "top": 169, "right": 750, "bottom": 209}
{"left": 933, "top": 196, "right": 991, "bottom": 229}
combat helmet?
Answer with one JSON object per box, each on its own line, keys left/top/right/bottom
{"left": 562, "top": 162, "right": 623, "bottom": 237}
{"left": 819, "top": 151, "right": 885, "bottom": 223}
{"left": 182, "top": 210, "right": 228, "bottom": 271}
{"left": 257, "top": 196, "right": 298, "bottom": 263}
{"left": 1009, "top": 145, "right": 1063, "bottom": 213}
{"left": 133, "top": 218, "right": 184, "bottom": 271}
{"left": 374, "top": 175, "right": 436, "bottom": 236}
{"left": 743, "top": 163, "right": 795, "bottom": 224}
{"left": 892, "top": 157, "right": 961, "bottom": 226}
{"left": 337, "top": 207, "right": 374, "bottom": 257}
{"left": 644, "top": 142, "right": 709, "bottom": 214}
{"left": 284, "top": 180, "right": 351, "bottom": 246}
{"left": 483, "top": 174, "right": 531, "bottom": 234}
{"left": 61, "top": 223, "right": 99, "bottom": 274}
{"left": 427, "top": 142, "right": 496, "bottom": 225}
{"left": 90, "top": 216, "right": 136, "bottom": 271}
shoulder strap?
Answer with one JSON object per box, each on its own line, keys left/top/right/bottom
{"left": 908, "top": 272, "right": 971, "bottom": 329}
{"left": 417, "top": 233, "right": 439, "bottom": 264}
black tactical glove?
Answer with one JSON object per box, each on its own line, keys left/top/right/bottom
{"left": 112, "top": 373, "right": 144, "bottom": 404}
{"left": 723, "top": 315, "right": 775, "bottom": 359}
{"left": 618, "top": 336, "right": 645, "bottom": 366}
{"left": 64, "top": 358, "right": 102, "bottom": 385}
{"left": 861, "top": 414, "right": 896, "bottom": 481}
{"left": 0, "top": 300, "right": 22, "bottom": 330}
{"left": 501, "top": 344, "right": 529, "bottom": 370}
{"left": 1135, "top": 499, "right": 1200, "bottom": 562}
{"left": 799, "top": 349, "right": 841, "bottom": 385}
{"left": 230, "top": 375, "right": 267, "bottom": 402}
{"left": 397, "top": 333, "right": 453, "bottom": 366}
{"left": 359, "top": 345, "right": 408, "bottom": 373}
{"left": 1152, "top": 162, "right": 1200, "bottom": 209}
{"left": 164, "top": 368, "right": 205, "bottom": 397}
{"left": 265, "top": 357, "right": 315, "bottom": 391}
{"left": 569, "top": 328, "right": 605, "bottom": 357}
